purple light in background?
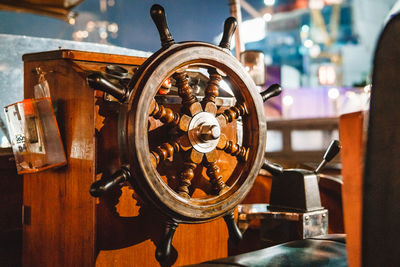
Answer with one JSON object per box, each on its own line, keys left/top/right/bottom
{"left": 281, "top": 87, "right": 350, "bottom": 119}
{"left": 264, "top": 66, "right": 282, "bottom": 118}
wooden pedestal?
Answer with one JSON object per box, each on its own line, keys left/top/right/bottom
{"left": 22, "top": 50, "right": 229, "bottom": 267}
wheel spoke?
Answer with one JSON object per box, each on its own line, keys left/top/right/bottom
{"left": 217, "top": 134, "right": 249, "bottom": 162}
{"left": 149, "top": 99, "right": 181, "bottom": 126}
{"left": 201, "top": 68, "right": 221, "bottom": 107}
{"left": 204, "top": 150, "right": 228, "bottom": 195}
{"left": 177, "top": 162, "right": 197, "bottom": 198}
{"left": 173, "top": 71, "right": 200, "bottom": 115}
{"left": 220, "top": 103, "right": 248, "bottom": 124}
{"left": 176, "top": 149, "right": 203, "bottom": 198}
{"left": 150, "top": 141, "right": 180, "bottom": 168}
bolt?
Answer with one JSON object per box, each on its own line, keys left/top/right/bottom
{"left": 199, "top": 124, "right": 220, "bottom": 141}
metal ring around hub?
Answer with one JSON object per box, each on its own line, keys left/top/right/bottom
{"left": 187, "top": 112, "right": 221, "bottom": 153}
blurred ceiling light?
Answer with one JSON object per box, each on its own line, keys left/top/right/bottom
{"left": 318, "top": 65, "right": 336, "bottom": 85}
{"left": 107, "top": 23, "right": 119, "bottom": 33}
{"left": 264, "top": 0, "right": 275, "bottom": 6}
{"left": 72, "top": 31, "right": 83, "bottom": 41}
{"left": 304, "top": 39, "right": 314, "bottom": 48}
{"left": 301, "top": 25, "right": 310, "bottom": 32}
{"left": 263, "top": 13, "right": 272, "bottom": 22}
{"left": 108, "top": 0, "right": 115, "bottom": 7}
{"left": 283, "top": 95, "right": 294, "bottom": 106}
{"left": 100, "top": 31, "right": 108, "bottom": 39}
{"left": 309, "top": 0, "right": 324, "bottom": 9}
{"left": 325, "top": 0, "right": 343, "bottom": 4}
{"left": 100, "top": 0, "right": 107, "bottom": 12}
{"left": 68, "top": 17, "right": 76, "bottom": 25}
{"left": 309, "top": 44, "right": 321, "bottom": 57}
{"left": 328, "top": 87, "right": 340, "bottom": 99}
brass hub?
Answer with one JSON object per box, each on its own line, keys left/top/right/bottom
{"left": 188, "top": 112, "right": 221, "bottom": 153}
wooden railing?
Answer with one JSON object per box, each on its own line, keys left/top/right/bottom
{"left": 265, "top": 117, "right": 340, "bottom": 166}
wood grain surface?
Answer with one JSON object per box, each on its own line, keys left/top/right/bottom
{"left": 22, "top": 50, "right": 231, "bottom": 267}
{"left": 23, "top": 57, "right": 97, "bottom": 267}
{"left": 339, "top": 111, "right": 365, "bottom": 267}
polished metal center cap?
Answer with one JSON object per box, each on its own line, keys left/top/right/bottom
{"left": 200, "top": 124, "right": 221, "bottom": 141}
{"left": 188, "top": 112, "right": 221, "bottom": 153}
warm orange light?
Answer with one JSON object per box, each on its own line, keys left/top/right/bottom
{"left": 318, "top": 65, "right": 336, "bottom": 85}
{"left": 295, "top": 0, "right": 308, "bottom": 9}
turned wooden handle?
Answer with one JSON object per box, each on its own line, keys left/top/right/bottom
{"left": 150, "top": 4, "right": 175, "bottom": 48}
{"left": 261, "top": 84, "right": 282, "bottom": 102}
{"left": 89, "top": 167, "right": 130, "bottom": 197}
{"left": 155, "top": 221, "right": 178, "bottom": 262}
{"left": 219, "top": 17, "right": 237, "bottom": 49}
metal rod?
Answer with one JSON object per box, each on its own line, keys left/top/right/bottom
{"left": 241, "top": 0, "right": 262, "bottom": 18}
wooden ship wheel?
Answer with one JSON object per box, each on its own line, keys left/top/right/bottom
{"left": 88, "top": 4, "right": 281, "bottom": 262}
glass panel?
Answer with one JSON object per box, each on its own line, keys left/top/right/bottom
{"left": 266, "top": 130, "right": 283, "bottom": 152}
{"left": 0, "top": 34, "right": 150, "bottom": 147}
{"left": 291, "top": 130, "right": 324, "bottom": 151}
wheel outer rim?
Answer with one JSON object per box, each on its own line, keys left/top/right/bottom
{"left": 127, "top": 43, "right": 266, "bottom": 222}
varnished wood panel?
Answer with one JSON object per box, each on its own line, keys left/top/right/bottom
{"left": 23, "top": 49, "right": 147, "bottom": 66}
{"left": 96, "top": 185, "right": 229, "bottom": 267}
{"left": 339, "top": 111, "right": 365, "bottom": 267}
{"left": 23, "top": 58, "right": 96, "bottom": 267}
{"left": 241, "top": 170, "right": 272, "bottom": 204}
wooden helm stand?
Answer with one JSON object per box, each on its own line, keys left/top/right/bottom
{"left": 88, "top": 4, "right": 276, "bottom": 262}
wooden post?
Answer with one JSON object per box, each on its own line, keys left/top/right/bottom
{"left": 229, "top": 0, "right": 244, "bottom": 60}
